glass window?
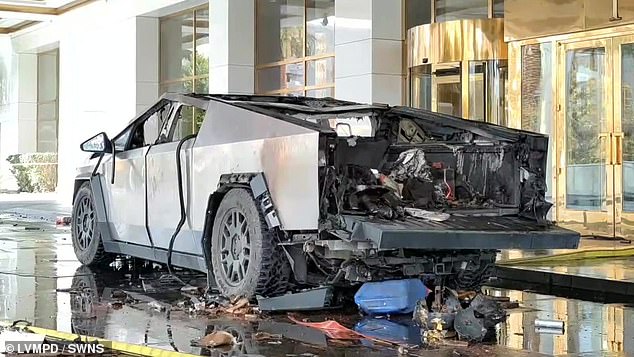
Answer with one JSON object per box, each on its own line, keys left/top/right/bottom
{"left": 307, "top": 57, "right": 334, "bottom": 86}
{"left": 257, "top": 64, "right": 305, "bottom": 92}
{"left": 493, "top": 0, "right": 504, "bottom": 18}
{"left": 521, "top": 44, "right": 553, "bottom": 133}
{"left": 160, "top": 7, "right": 209, "bottom": 95}
{"left": 130, "top": 112, "right": 162, "bottom": 149}
{"left": 37, "top": 50, "right": 58, "bottom": 153}
{"left": 257, "top": 0, "right": 304, "bottom": 64}
{"left": 398, "top": 118, "right": 427, "bottom": 143}
{"left": 410, "top": 65, "right": 432, "bottom": 110}
{"left": 469, "top": 60, "right": 507, "bottom": 124}
{"left": 469, "top": 62, "right": 486, "bottom": 121}
{"left": 256, "top": 0, "right": 335, "bottom": 97}
{"left": 171, "top": 104, "right": 207, "bottom": 141}
{"left": 129, "top": 101, "right": 173, "bottom": 149}
{"left": 435, "top": 0, "right": 487, "bottom": 22}
{"left": 328, "top": 117, "right": 374, "bottom": 137}
{"left": 306, "top": 0, "right": 334, "bottom": 57}
{"left": 307, "top": 88, "right": 334, "bottom": 97}
{"left": 623, "top": 44, "right": 634, "bottom": 211}
{"left": 406, "top": 0, "right": 432, "bottom": 30}
{"left": 113, "top": 129, "right": 131, "bottom": 152}
{"left": 521, "top": 43, "right": 553, "bottom": 202}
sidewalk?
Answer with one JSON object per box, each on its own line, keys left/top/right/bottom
{"left": 0, "top": 192, "right": 72, "bottom": 222}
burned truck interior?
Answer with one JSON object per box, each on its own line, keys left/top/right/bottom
{"left": 204, "top": 95, "right": 579, "bottom": 291}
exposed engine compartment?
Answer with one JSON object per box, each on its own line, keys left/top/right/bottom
{"left": 317, "top": 109, "right": 552, "bottom": 230}
{"left": 277, "top": 106, "right": 551, "bottom": 289}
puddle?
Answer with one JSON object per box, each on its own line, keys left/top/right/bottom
{"left": 0, "top": 219, "right": 632, "bottom": 356}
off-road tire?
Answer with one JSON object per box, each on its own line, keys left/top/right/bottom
{"left": 71, "top": 182, "right": 111, "bottom": 266}
{"left": 210, "top": 188, "right": 291, "bottom": 299}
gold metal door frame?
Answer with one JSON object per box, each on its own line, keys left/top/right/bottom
{"left": 556, "top": 39, "right": 616, "bottom": 237}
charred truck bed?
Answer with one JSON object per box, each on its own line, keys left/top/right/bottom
{"left": 200, "top": 95, "right": 580, "bottom": 290}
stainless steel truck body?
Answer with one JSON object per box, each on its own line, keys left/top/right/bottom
{"left": 72, "top": 93, "right": 579, "bottom": 298}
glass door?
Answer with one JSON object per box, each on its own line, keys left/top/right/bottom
{"left": 431, "top": 63, "right": 462, "bottom": 117}
{"left": 556, "top": 39, "right": 616, "bottom": 238}
{"left": 614, "top": 36, "right": 634, "bottom": 239}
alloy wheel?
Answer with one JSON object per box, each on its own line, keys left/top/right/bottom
{"left": 75, "top": 196, "right": 95, "bottom": 251}
{"left": 219, "top": 209, "right": 251, "bottom": 286}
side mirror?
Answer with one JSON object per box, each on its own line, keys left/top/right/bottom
{"left": 80, "top": 132, "right": 112, "bottom": 153}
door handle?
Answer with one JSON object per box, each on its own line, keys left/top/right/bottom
{"left": 614, "top": 132, "right": 624, "bottom": 165}
{"left": 599, "top": 132, "right": 613, "bottom": 165}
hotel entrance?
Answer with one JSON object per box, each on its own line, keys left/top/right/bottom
{"left": 557, "top": 35, "right": 634, "bottom": 239}
{"left": 408, "top": 19, "right": 508, "bottom": 125}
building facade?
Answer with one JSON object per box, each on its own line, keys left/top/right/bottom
{"left": 0, "top": 0, "right": 631, "bottom": 241}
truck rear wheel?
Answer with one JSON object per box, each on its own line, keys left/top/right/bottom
{"left": 210, "top": 188, "right": 290, "bottom": 299}
{"left": 71, "top": 182, "right": 112, "bottom": 266}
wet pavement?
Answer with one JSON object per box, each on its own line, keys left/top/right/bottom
{"left": 1, "top": 217, "right": 634, "bottom": 356}
{"left": 501, "top": 258, "right": 634, "bottom": 283}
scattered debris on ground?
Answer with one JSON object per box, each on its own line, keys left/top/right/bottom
{"left": 253, "top": 331, "right": 283, "bottom": 344}
{"left": 534, "top": 319, "right": 565, "bottom": 335}
{"left": 257, "top": 286, "right": 333, "bottom": 312}
{"left": 55, "top": 216, "right": 71, "bottom": 226}
{"left": 148, "top": 300, "right": 168, "bottom": 312}
{"left": 193, "top": 330, "right": 236, "bottom": 348}
{"left": 282, "top": 285, "right": 519, "bottom": 352}
{"left": 206, "top": 295, "right": 258, "bottom": 317}
{"left": 288, "top": 315, "right": 361, "bottom": 340}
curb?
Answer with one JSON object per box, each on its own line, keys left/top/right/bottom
{"left": 494, "top": 265, "right": 634, "bottom": 296}
{"left": 1, "top": 322, "right": 199, "bottom": 357}
{"left": 497, "top": 247, "right": 634, "bottom": 266}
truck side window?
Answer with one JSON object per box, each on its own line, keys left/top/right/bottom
{"left": 327, "top": 116, "right": 375, "bottom": 137}
{"left": 398, "top": 118, "right": 427, "bottom": 143}
{"left": 113, "top": 129, "right": 132, "bottom": 151}
{"left": 129, "top": 101, "right": 173, "bottom": 149}
{"left": 170, "top": 104, "right": 207, "bottom": 142}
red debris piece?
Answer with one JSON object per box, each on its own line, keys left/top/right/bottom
{"left": 288, "top": 315, "right": 362, "bottom": 340}
{"left": 56, "top": 216, "right": 71, "bottom": 226}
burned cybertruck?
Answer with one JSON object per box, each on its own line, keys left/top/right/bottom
{"left": 72, "top": 93, "right": 579, "bottom": 299}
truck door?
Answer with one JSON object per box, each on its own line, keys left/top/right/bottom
{"left": 101, "top": 100, "right": 172, "bottom": 246}
{"left": 145, "top": 101, "right": 205, "bottom": 254}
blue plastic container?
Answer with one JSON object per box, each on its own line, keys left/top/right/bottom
{"left": 354, "top": 279, "right": 428, "bottom": 315}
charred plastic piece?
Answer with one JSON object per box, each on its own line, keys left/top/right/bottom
{"left": 454, "top": 294, "right": 507, "bottom": 342}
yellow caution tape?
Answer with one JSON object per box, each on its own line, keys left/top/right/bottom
{"left": 498, "top": 247, "right": 634, "bottom": 266}
{"left": 0, "top": 321, "right": 200, "bottom": 357}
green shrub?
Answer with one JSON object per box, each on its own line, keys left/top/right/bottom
{"left": 6, "top": 153, "right": 58, "bottom": 192}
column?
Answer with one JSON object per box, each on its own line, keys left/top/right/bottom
{"left": 17, "top": 53, "right": 37, "bottom": 153}
{"left": 136, "top": 16, "right": 160, "bottom": 115}
{"left": 334, "top": 0, "right": 405, "bottom": 105}
{"left": 209, "top": 0, "right": 255, "bottom": 94}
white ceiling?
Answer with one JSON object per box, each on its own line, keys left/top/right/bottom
{"left": 0, "top": 0, "right": 87, "bottom": 32}
{"left": 0, "top": 0, "right": 78, "bottom": 8}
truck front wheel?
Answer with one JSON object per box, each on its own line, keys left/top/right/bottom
{"left": 71, "top": 182, "right": 112, "bottom": 266}
{"left": 210, "top": 188, "right": 290, "bottom": 299}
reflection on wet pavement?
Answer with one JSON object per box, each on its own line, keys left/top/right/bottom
{"left": 0, "top": 217, "right": 633, "bottom": 356}
{"left": 501, "top": 258, "right": 634, "bottom": 283}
